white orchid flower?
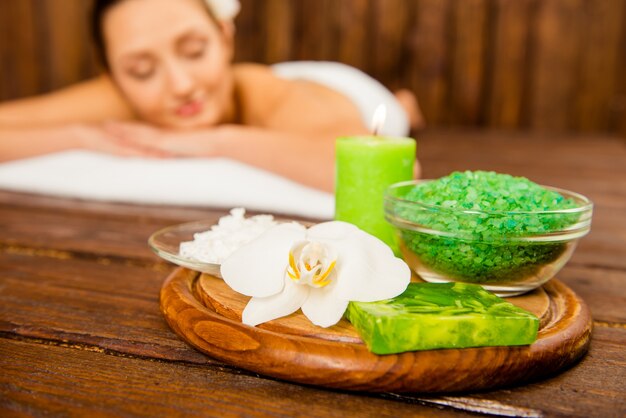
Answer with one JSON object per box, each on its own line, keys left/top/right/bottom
{"left": 221, "top": 221, "right": 411, "bottom": 328}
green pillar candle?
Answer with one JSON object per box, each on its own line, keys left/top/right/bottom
{"left": 335, "top": 136, "right": 416, "bottom": 251}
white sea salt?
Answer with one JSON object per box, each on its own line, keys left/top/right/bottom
{"left": 179, "top": 208, "right": 292, "bottom": 264}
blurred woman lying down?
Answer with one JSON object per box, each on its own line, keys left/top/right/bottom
{"left": 0, "top": 0, "right": 423, "bottom": 191}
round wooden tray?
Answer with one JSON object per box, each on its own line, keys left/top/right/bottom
{"left": 160, "top": 268, "right": 592, "bottom": 393}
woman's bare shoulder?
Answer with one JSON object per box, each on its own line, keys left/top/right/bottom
{"left": 233, "top": 63, "right": 367, "bottom": 133}
{"left": 0, "top": 75, "right": 134, "bottom": 127}
{"left": 233, "top": 63, "right": 288, "bottom": 103}
{"left": 234, "top": 62, "right": 352, "bottom": 107}
{"left": 233, "top": 63, "right": 290, "bottom": 123}
{"left": 233, "top": 63, "right": 274, "bottom": 79}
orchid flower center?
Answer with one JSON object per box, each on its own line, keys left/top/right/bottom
{"left": 286, "top": 241, "right": 337, "bottom": 288}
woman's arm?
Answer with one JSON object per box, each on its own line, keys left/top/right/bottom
{"left": 0, "top": 76, "right": 136, "bottom": 161}
{"left": 0, "top": 125, "right": 81, "bottom": 161}
{"left": 0, "top": 123, "right": 166, "bottom": 162}
{"left": 0, "top": 76, "right": 133, "bottom": 127}
{"left": 213, "top": 125, "right": 340, "bottom": 192}
{"left": 102, "top": 121, "right": 349, "bottom": 191}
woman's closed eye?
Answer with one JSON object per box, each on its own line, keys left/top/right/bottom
{"left": 179, "top": 37, "right": 207, "bottom": 59}
{"left": 125, "top": 58, "right": 156, "bottom": 80}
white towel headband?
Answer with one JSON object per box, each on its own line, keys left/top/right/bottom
{"left": 205, "top": 0, "right": 241, "bottom": 20}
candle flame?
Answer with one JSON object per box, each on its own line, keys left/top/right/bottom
{"left": 370, "top": 104, "right": 387, "bottom": 135}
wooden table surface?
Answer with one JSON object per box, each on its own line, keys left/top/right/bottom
{"left": 1, "top": 130, "right": 625, "bottom": 417}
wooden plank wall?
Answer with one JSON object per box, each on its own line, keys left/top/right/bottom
{"left": 1, "top": 0, "right": 624, "bottom": 137}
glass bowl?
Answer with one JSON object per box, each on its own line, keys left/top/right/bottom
{"left": 384, "top": 180, "right": 593, "bottom": 296}
{"left": 149, "top": 219, "right": 223, "bottom": 277}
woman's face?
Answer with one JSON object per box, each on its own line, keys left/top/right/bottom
{"left": 103, "top": 0, "right": 235, "bottom": 129}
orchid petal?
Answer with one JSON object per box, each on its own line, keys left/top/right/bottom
{"left": 242, "top": 279, "right": 310, "bottom": 326}
{"left": 307, "top": 221, "right": 358, "bottom": 241}
{"left": 312, "top": 224, "right": 410, "bottom": 302}
{"left": 301, "top": 282, "right": 350, "bottom": 328}
{"left": 221, "top": 223, "right": 306, "bottom": 297}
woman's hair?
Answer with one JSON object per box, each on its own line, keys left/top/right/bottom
{"left": 91, "top": 0, "right": 122, "bottom": 69}
{"left": 91, "top": 0, "right": 218, "bottom": 69}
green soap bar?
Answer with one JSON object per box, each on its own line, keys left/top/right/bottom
{"left": 347, "top": 282, "right": 539, "bottom": 355}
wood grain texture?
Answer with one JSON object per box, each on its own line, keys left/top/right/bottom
{"left": 573, "top": 0, "right": 625, "bottom": 132}
{"left": 485, "top": 0, "right": 532, "bottom": 128}
{"left": 0, "top": 0, "right": 41, "bottom": 98}
{"left": 371, "top": 0, "right": 412, "bottom": 90}
{"left": 336, "top": 0, "right": 370, "bottom": 71}
{"left": 231, "top": 0, "right": 264, "bottom": 63}
{"left": 0, "top": 252, "right": 211, "bottom": 364}
{"left": 0, "top": 339, "right": 467, "bottom": 418}
{"left": 42, "top": 0, "right": 98, "bottom": 89}
{"left": 610, "top": 0, "right": 626, "bottom": 138}
{"left": 407, "top": 0, "right": 451, "bottom": 125}
{"left": 448, "top": 0, "right": 488, "bottom": 125}
{"left": 528, "top": 0, "right": 582, "bottom": 131}
{"left": 0, "top": 130, "right": 624, "bottom": 416}
{"left": 160, "top": 268, "right": 591, "bottom": 393}
{"left": 263, "top": 0, "right": 295, "bottom": 63}
{"left": 461, "top": 326, "right": 626, "bottom": 417}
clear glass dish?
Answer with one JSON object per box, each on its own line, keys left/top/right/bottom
{"left": 148, "top": 219, "right": 223, "bottom": 277}
{"left": 149, "top": 217, "right": 310, "bottom": 277}
{"left": 385, "top": 180, "right": 593, "bottom": 296}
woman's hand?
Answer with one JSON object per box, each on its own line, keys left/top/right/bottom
{"left": 72, "top": 123, "right": 167, "bottom": 158}
{"left": 102, "top": 121, "right": 219, "bottom": 158}
{"left": 101, "top": 121, "right": 336, "bottom": 190}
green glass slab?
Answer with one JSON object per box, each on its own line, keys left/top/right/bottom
{"left": 346, "top": 282, "right": 539, "bottom": 355}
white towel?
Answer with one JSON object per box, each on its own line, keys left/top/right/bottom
{"left": 0, "top": 150, "right": 334, "bottom": 219}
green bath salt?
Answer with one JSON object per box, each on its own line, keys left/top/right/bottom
{"left": 347, "top": 282, "right": 539, "bottom": 354}
{"left": 397, "top": 171, "right": 580, "bottom": 283}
